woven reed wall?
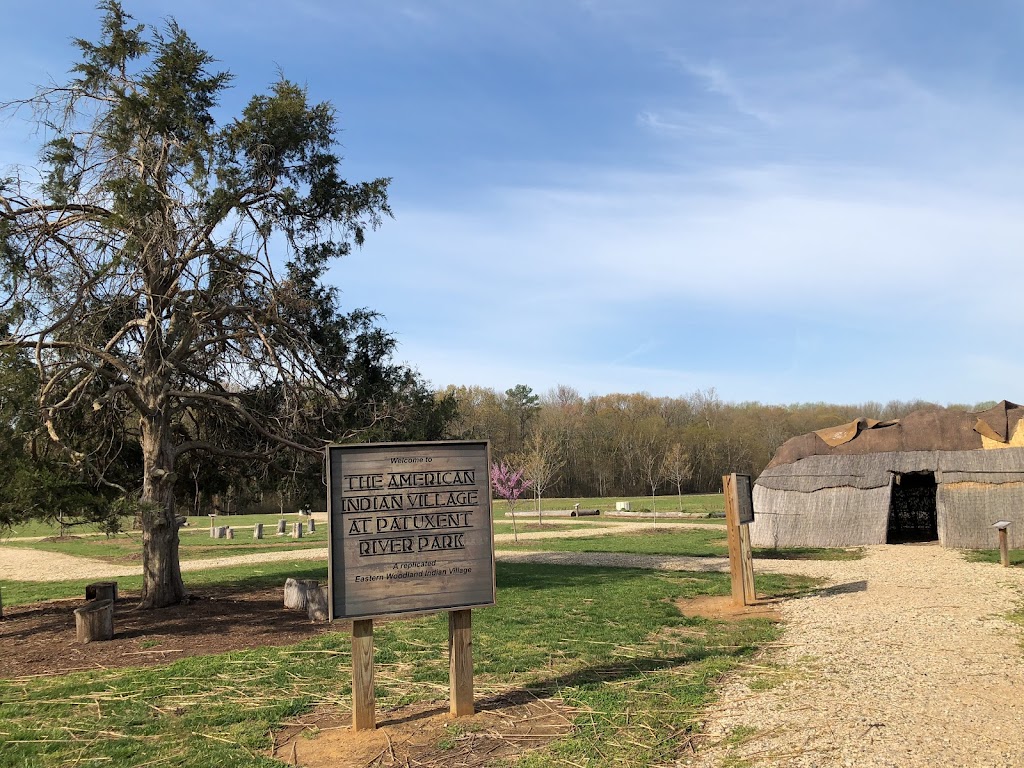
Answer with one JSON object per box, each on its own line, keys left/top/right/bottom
{"left": 938, "top": 482, "right": 1024, "bottom": 548}
{"left": 750, "top": 483, "right": 890, "bottom": 548}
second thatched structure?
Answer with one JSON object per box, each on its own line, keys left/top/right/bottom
{"left": 751, "top": 401, "right": 1024, "bottom": 549}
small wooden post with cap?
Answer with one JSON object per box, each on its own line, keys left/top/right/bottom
{"left": 993, "top": 521, "right": 1012, "bottom": 567}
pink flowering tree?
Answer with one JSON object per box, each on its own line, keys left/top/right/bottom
{"left": 490, "top": 461, "right": 532, "bottom": 542}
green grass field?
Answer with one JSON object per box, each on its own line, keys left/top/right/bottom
{"left": 502, "top": 493, "right": 725, "bottom": 518}
{"left": 2, "top": 524, "right": 329, "bottom": 563}
{"left": 0, "top": 559, "right": 817, "bottom": 768}
{"left": 495, "top": 527, "right": 863, "bottom": 561}
{"left": 964, "top": 549, "right": 1024, "bottom": 566}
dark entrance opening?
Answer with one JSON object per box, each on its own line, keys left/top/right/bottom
{"left": 887, "top": 471, "right": 938, "bottom": 543}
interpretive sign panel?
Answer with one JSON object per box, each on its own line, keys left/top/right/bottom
{"left": 735, "top": 473, "right": 754, "bottom": 524}
{"left": 327, "top": 441, "right": 495, "bottom": 620}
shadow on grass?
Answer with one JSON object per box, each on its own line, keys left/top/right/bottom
{"left": 378, "top": 642, "right": 753, "bottom": 728}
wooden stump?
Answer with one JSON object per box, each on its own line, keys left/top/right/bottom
{"left": 277, "top": 519, "right": 287, "bottom": 535}
{"left": 254, "top": 523, "right": 264, "bottom": 539}
{"left": 210, "top": 525, "right": 219, "bottom": 539}
{"left": 292, "top": 522, "right": 303, "bottom": 539}
{"left": 75, "top": 599, "right": 114, "bottom": 643}
{"left": 307, "top": 585, "right": 329, "bottom": 622}
{"left": 284, "top": 578, "right": 321, "bottom": 610}
{"left": 226, "top": 527, "right": 234, "bottom": 540}
{"left": 85, "top": 581, "right": 118, "bottom": 602}
{"left": 308, "top": 517, "right": 316, "bottom": 533}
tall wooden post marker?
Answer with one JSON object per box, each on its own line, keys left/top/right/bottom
{"left": 327, "top": 441, "right": 496, "bottom": 730}
{"left": 723, "top": 473, "right": 756, "bottom": 606}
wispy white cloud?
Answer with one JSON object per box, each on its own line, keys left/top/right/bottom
{"left": 668, "top": 56, "right": 779, "bottom": 126}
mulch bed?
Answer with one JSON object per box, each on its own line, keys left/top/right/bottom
{"left": 0, "top": 586, "right": 341, "bottom": 679}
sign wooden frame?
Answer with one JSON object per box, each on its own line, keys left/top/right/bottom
{"left": 326, "top": 440, "right": 495, "bottom": 730}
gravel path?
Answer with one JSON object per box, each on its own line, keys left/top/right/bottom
{"left": 678, "top": 544, "right": 1024, "bottom": 768}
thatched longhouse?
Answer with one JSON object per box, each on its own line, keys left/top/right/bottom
{"left": 751, "top": 401, "right": 1024, "bottom": 549}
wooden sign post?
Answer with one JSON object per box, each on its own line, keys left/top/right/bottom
{"left": 723, "top": 473, "right": 756, "bottom": 606}
{"left": 351, "top": 619, "right": 375, "bottom": 730}
{"left": 327, "top": 441, "right": 495, "bottom": 731}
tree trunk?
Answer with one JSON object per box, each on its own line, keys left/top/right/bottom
{"left": 139, "top": 414, "right": 186, "bottom": 609}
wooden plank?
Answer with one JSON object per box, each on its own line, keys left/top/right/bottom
{"left": 739, "top": 523, "right": 755, "bottom": 602}
{"left": 723, "top": 474, "right": 746, "bottom": 607}
{"left": 352, "top": 619, "right": 376, "bottom": 731}
{"left": 448, "top": 609, "right": 474, "bottom": 717}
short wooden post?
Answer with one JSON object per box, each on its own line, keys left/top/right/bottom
{"left": 209, "top": 513, "right": 216, "bottom": 534}
{"left": 293, "top": 522, "right": 304, "bottom": 539}
{"left": 308, "top": 517, "right": 316, "bottom": 533}
{"left": 253, "top": 523, "right": 263, "bottom": 539}
{"left": 352, "top": 619, "right": 376, "bottom": 731}
{"left": 993, "top": 521, "right": 1012, "bottom": 567}
{"left": 210, "top": 525, "right": 219, "bottom": 539}
{"left": 277, "top": 519, "right": 287, "bottom": 535}
{"left": 74, "top": 599, "right": 114, "bottom": 643}
{"left": 449, "top": 609, "right": 474, "bottom": 716}
{"left": 226, "top": 527, "right": 234, "bottom": 540}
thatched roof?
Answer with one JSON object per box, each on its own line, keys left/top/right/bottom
{"left": 757, "top": 448, "right": 1024, "bottom": 492}
{"left": 765, "top": 401, "right": 1024, "bottom": 470}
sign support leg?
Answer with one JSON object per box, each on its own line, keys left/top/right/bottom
{"left": 999, "top": 527, "right": 1010, "bottom": 567}
{"left": 739, "top": 523, "right": 755, "bottom": 602}
{"left": 352, "top": 619, "right": 376, "bottom": 731}
{"left": 449, "top": 609, "right": 474, "bottom": 716}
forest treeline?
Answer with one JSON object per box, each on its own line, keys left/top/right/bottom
{"left": 442, "top": 385, "right": 995, "bottom": 498}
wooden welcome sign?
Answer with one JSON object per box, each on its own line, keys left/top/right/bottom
{"left": 327, "top": 441, "right": 495, "bottom": 730}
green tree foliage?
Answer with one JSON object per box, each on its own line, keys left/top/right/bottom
{"left": 0, "top": 3, "right": 440, "bottom": 606}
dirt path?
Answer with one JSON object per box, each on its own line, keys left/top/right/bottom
{"left": 0, "top": 522, "right": 701, "bottom": 581}
{"left": 678, "top": 544, "right": 1024, "bottom": 768}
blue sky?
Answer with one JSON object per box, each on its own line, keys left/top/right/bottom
{"left": 2, "top": 1, "right": 1022, "bottom": 405}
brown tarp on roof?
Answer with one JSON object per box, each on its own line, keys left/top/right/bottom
{"left": 975, "top": 399, "right": 1017, "bottom": 442}
{"left": 766, "top": 401, "right": 1024, "bottom": 470}
{"left": 814, "top": 417, "right": 898, "bottom": 447}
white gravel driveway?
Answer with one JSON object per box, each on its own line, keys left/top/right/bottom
{"left": 679, "top": 544, "right": 1024, "bottom": 768}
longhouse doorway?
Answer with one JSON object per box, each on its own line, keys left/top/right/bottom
{"left": 887, "top": 472, "right": 938, "bottom": 543}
